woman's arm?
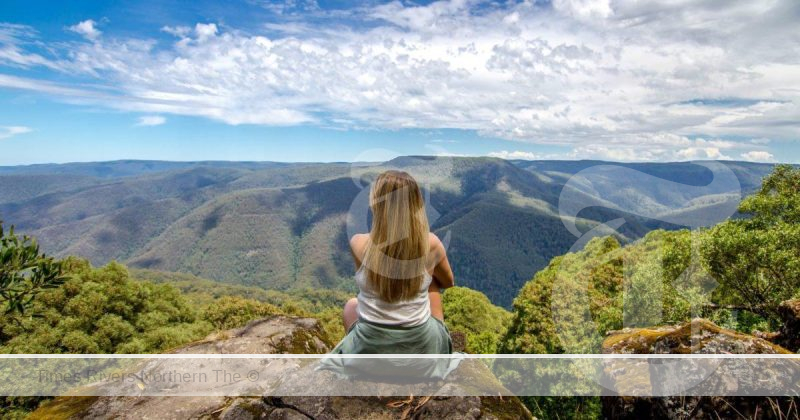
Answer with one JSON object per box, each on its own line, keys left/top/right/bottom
{"left": 430, "top": 233, "right": 455, "bottom": 289}
{"left": 349, "top": 234, "right": 367, "bottom": 270}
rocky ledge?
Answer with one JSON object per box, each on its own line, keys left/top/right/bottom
{"left": 601, "top": 318, "right": 799, "bottom": 419}
{"left": 31, "top": 316, "right": 531, "bottom": 420}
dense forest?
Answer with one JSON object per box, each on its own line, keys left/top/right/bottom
{"left": 0, "top": 223, "right": 510, "bottom": 418}
{"left": 1, "top": 164, "right": 798, "bottom": 419}
{"left": 499, "top": 164, "right": 799, "bottom": 418}
{"left": 0, "top": 158, "right": 777, "bottom": 308}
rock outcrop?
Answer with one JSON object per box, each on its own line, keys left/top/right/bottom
{"left": 31, "top": 316, "right": 532, "bottom": 420}
{"left": 776, "top": 299, "right": 800, "bottom": 352}
{"left": 601, "top": 318, "right": 799, "bottom": 419}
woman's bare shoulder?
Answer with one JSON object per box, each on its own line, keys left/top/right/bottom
{"left": 350, "top": 233, "right": 369, "bottom": 251}
{"left": 428, "top": 232, "right": 444, "bottom": 256}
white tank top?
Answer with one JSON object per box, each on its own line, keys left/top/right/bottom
{"left": 355, "top": 265, "right": 433, "bottom": 327}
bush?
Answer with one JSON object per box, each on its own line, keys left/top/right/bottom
{"left": 0, "top": 221, "right": 67, "bottom": 315}
{"left": 202, "top": 296, "right": 280, "bottom": 330}
{"left": 442, "top": 286, "right": 511, "bottom": 353}
{"left": 701, "top": 164, "right": 800, "bottom": 323}
{"left": 0, "top": 259, "right": 212, "bottom": 354}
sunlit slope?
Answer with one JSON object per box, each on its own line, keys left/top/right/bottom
{"left": 127, "top": 177, "right": 360, "bottom": 291}
{"left": 0, "top": 157, "right": 779, "bottom": 307}
{"left": 513, "top": 160, "right": 775, "bottom": 220}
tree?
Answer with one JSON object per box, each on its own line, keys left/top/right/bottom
{"left": 0, "top": 221, "right": 67, "bottom": 315}
{"left": 441, "top": 286, "right": 511, "bottom": 353}
{"left": 202, "top": 296, "right": 280, "bottom": 330}
{"left": 701, "top": 165, "right": 800, "bottom": 323}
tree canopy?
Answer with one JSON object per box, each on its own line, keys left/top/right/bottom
{"left": 0, "top": 221, "right": 67, "bottom": 315}
{"left": 701, "top": 164, "right": 800, "bottom": 322}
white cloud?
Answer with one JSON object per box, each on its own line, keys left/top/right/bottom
{"left": 1, "top": 0, "right": 799, "bottom": 161}
{"left": 0, "top": 24, "right": 62, "bottom": 69}
{"left": 676, "top": 147, "right": 731, "bottom": 161}
{"left": 67, "top": 20, "right": 101, "bottom": 40}
{"left": 488, "top": 150, "right": 541, "bottom": 160}
{"left": 136, "top": 115, "right": 166, "bottom": 126}
{"left": 161, "top": 25, "right": 191, "bottom": 38}
{"left": 257, "top": 0, "right": 321, "bottom": 16}
{"left": 552, "top": 0, "right": 612, "bottom": 19}
{"left": 740, "top": 150, "right": 775, "bottom": 162}
{"left": 0, "top": 125, "right": 32, "bottom": 140}
{"left": 194, "top": 23, "right": 218, "bottom": 41}
{"left": 566, "top": 135, "right": 746, "bottom": 161}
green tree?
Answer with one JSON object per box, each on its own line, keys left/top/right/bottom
{"left": 0, "top": 258, "right": 212, "bottom": 353}
{"left": 701, "top": 164, "right": 800, "bottom": 322}
{"left": 441, "top": 286, "right": 511, "bottom": 353}
{"left": 500, "top": 236, "right": 624, "bottom": 355}
{"left": 0, "top": 221, "right": 67, "bottom": 314}
{"left": 202, "top": 296, "right": 280, "bottom": 330}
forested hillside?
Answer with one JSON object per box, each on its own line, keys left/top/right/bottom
{"left": 0, "top": 157, "right": 776, "bottom": 307}
{"left": 498, "top": 164, "right": 800, "bottom": 419}
{"left": 0, "top": 253, "right": 507, "bottom": 418}
{"left": 1, "top": 164, "right": 796, "bottom": 419}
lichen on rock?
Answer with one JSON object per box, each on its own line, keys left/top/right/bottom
{"left": 601, "top": 318, "right": 799, "bottom": 419}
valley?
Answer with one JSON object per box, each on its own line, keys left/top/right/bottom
{"left": 0, "top": 157, "right": 777, "bottom": 307}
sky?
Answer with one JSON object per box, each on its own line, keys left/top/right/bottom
{"left": 0, "top": 0, "right": 799, "bottom": 165}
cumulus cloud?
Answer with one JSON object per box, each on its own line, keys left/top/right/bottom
{"left": 67, "top": 19, "right": 101, "bottom": 40}
{"left": 193, "top": 23, "right": 218, "bottom": 41}
{"left": 161, "top": 25, "right": 191, "bottom": 38}
{"left": 740, "top": 150, "right": 775, "bottom": 162}
{"left": 0, "top": 125, "right": 32, "bottom": 140}
{"left": 488, "top": 150, "right": 541, "bottom": 160}
{"left": 0, "top": 0, "right": 797, "bottom": 160}
{"left": 552, "top": 0, "right": 612, "bottom": 19}
{"left": 136, "top": 115, "right": 166, "bottom": 126}
{"left": 565, "top": 135, "right": 765, "bottom": 161}
{"left": 676, "top": 147, "right": 731, "bottom": 161}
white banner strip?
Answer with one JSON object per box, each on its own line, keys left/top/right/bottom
{"left": 0, "top": 356, "right": 797, "bottom": 397}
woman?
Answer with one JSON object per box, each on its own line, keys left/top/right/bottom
{"left": 325, "top": 170, "right": 457, "bottom": 366}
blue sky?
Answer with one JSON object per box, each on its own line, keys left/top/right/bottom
{"left": 1, "top": 0, "right": 799, "bottom": 165}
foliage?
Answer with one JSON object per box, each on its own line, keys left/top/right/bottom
{"left": 0, "top": 221, "right": 67, "bottom": 315}
{"left": 132, "top": 269, "right": 352, "bottom": 312}
{"left": 497, "top": 219, "right": 788, "bottom": 356}
{"left": 701, "top": 164, "right": 800, "bottom": 323}
{"left": 3, "top": 159, "right": 776, "bottom": 311}
{"left": 499, "top": 236, "right": 625, "bottom": 355}
{"left": 0, "top": 259, "right": 215, "bottom": 418}
{"left": 441, "top": 286, "right": 511, "bottom": 353}
{"left": 496, "top": 165, "right": 799, "bottom": 419}
{"left": 202, "top": 296, "right": 280, "bottom": 330}
{"left": 521, "top": 396, "right": 601, "bottom": 420}
{"left": 0, "top": 258, "right": 212, "bottom": 354}
{"left": 132, "top": 268, "right": 351, "bottom": 345}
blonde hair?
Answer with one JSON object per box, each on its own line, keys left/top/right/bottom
{"left": 363, "top": 170, "right": 430, "bottom": 303}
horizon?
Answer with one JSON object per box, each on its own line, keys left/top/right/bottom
{"left": 0, "top": 155, "right": 792, "bottom": 169}
{"left": 1, "top": 0, "right": 799, "bottom": 165}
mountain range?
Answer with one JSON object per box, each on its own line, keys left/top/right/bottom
{"left": 0, "top": 157, "right": 777, "bottom": 307}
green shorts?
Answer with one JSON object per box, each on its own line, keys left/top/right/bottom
{"left": 317, "top": 315, "right": 462, "bottom": 381}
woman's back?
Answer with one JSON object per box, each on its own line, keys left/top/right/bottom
{"left": 322, "top": 170, "right": 458, "bottom": 377}
{"left": 349, "top": 229, "right": 452, "bottom": 326}
{"left": 355, "top": 263, "right": 432, "bottom": 327}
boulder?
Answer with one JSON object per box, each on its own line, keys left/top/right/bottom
{"left": 31, "top": 316, "right": 532, "bottom": 420}
{"left": 601, "top": 318, "right": 799, "bottom": 419}
{"left": 776, "top": 299, "right": 800, "bottom": 352}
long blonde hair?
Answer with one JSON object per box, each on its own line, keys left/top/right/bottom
{"left": 363, "top": 170, "right": 430, "bottom": 303}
